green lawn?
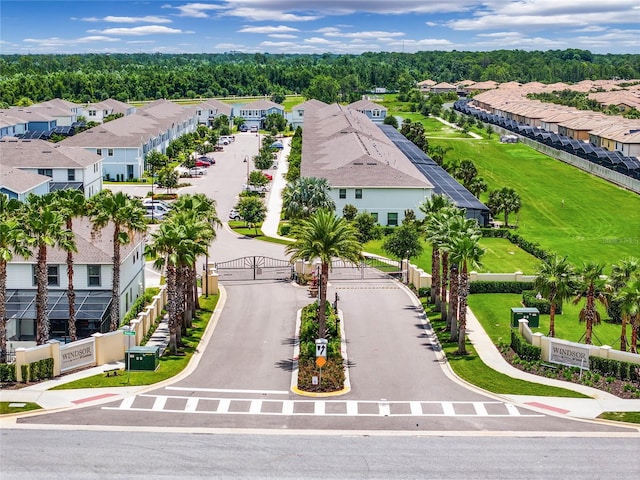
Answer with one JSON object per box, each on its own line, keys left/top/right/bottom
{"left": 429, "top": 137, "right": 640, "bottom": 270}
{"left": 0, "top": 402, "right": 41, "bottom": 415}
{"left": 364, "top": 236, "right": 541, "bottom": 274}
{"left": 51, "top": 295, "right": 219, "bottom": 390}
{"left": 467, "top": 293, "right": 624, "bottom": 347}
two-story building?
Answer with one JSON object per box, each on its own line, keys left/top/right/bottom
{"left": 80, "top": 98, "right": 135, "bottom": 123}
{"left": 287, "top": 99, "right": 328, "bottom": 130}
{"left": 0, "top": 138, "right": 103, "bottom": 198}
{"left": 193, "top": 98, "right": 233, "bottom": 126}
{"left": 346, "top": 99, "right": 388, "bottom": 124}
{"left": 235, "top": 100, "right": 284, "bottom": 130}
{"left": 5, "top": 218, "right": 146, "bottom": 346}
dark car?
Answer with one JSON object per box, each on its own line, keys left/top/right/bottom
{"left": 239, "top": 124, "right": 248, "bottom": 132}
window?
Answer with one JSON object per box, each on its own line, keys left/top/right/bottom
{"left": 355, "top": 189, "right": 363, "bottom": 199}
{"left": 372, "top": 109, "right": 381, "bottom": 117}
{"left": 33, "top": 265, "right": 59, "bottom": 286}
{"left": 88, "top": 110, "right": 96, "bottom": 117}
{"left": 371, "top": 212, "right": 378, "bottom": 222}
{"left": 339, "top": 189, "right": 346, "bottom": 199}
{"left": 298, "top": 110, "right": 304, "bottom": 116}
{"left": 96, "top": 148, "right": 102, "bottom": 156}
{"left": 387, "top": 212, "right": 398, "bottom": 227}
{"left": 67, "top": 169, "right": 75, "bottom": 181}
{"left": 107, "top": 149, "right": 114, "bottom": 156}
{"left": 197, "top": 110, "right": 202, "bottom": 115}
{"left": 87, "top": 265, "right": 101, "bottom": 286}
{"left": 37, "top": 168, "right": 53, "bottom": 178}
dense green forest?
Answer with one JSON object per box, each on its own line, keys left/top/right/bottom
{"left": 1, "top": 49, "right": 639, "bottom": 105}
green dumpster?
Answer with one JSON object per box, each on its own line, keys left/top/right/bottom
{"left": 125, "top": 346, "right": 160, "bottom": 371}
{"left": 510, "top": 307, "right": 540, "bottom": 328}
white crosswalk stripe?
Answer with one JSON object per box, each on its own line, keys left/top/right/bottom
{"left": 105, "top": 393, "right": 543, "bottom": 417}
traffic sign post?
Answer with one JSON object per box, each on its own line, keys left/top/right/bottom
{"left": 124, "top": 327, "right": 135, "bottom": 383}
{"left": 315, "top": 339, "right": 328, "bottom": 390}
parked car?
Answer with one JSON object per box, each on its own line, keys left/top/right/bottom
{"left": 194, "top": 159, "right": 212, "bottom": 167}
{"left": 262, "top": 172, "right": 273, "bottom": 181}
{"left": 270, "top": 141, "right": 284, "bottom": 150}
{"left": 197, "top": 156, "right": 215, "bottom": 165}
{"left": 144, "top": 203, "right": 171, "bottom": 220}
{"left": 189, "top": 167, "right": 207, "bottom": 176}
{"left": 243, "top": 183, "right": 268, "bottom": 193}
{"left": 250, "top": 125, "right": 258, "bottom": 133}
{"left": 238, "top": 124, "right": 248, "bottom": 132}
{"left": 228, "top": 208, "right": 242, "bottom": 221}
{"left": 142, "top": 198, "right": 172, "bottom": 210}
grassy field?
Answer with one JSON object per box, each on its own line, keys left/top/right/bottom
{"left": 0, "top": 402, "right": 41, "bottom": 415}
{"left": 364, "top": 236, "right": 541, "bottom": 274}
{"left": 467, "top": 293, "right": 623, "bottom": 347}
{"left": 428, "top": 137, "right": 640, "bottom": 269}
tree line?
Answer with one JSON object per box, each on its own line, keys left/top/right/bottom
{"left": 1, "top": 49, "right": 639, "bottom": 105}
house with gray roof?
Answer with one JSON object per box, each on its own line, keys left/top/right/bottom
{"left": 193, "top": 98, "right": 233, "bottom": 126}
{"left": 0, "top": 167, "right": 51, "bottom": 201}
{"left": 301, "top": 104, "right": 433, "bottom": 226}
{"left": 235, "top": 100, "right": 284, "bottom": 130}
{"left": 347, "top": 99, "right": 388, "bottom": 123}
{"left": 0, "top": 137, "right": 103, "bottom": 198}
{"left": 5, "top": 217, "right": 146, "bottom": 344}
{"left": 287, "top": 99, "right": 328, "bottom": 129}
{"left": 80, "top": 98, "right": 135, "bottom": 123}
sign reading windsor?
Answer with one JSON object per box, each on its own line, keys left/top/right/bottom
{"left": 548, "top": 338, "right": 590, "bottom": 369}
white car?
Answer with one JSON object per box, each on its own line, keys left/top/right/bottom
{"left": 189, "top": 167, "right": 207, "bottom": 176}
{"left": 228, "top": 208, "right": 242, "bottom": 221}
{"left": 144, "top": 204, "right": 170, "bottom": 220}
{"left": 142, "top": 198, "right": 172, "bottom": 210}
{"left": 242, "top": 183, "right": 269, "bottom": 193}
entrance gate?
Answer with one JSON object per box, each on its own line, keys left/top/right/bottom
{"left": 329, "top": 256, "right": 402, "bottom": 281}
{"left": 214, "top": 256, "right": 293, "bottom": 281}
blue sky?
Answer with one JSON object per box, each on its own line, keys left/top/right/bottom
{"left": 1, "top": 1, "right": 639, "bottom": 55}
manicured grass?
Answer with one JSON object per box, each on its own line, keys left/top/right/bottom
{"left": 429, "top": 137, "right": 640, "bottom": 270}
{"left": 467, "top": 293, "right": 624, "bottom": 347}
{"left": 393, "top": 112, "right": 473, "bottom": 138}
{"left": 228, "top": 222, "right": 293, "bottom": 245}
{"left": 364, "top": 236, "right": 541, "bottom": 274}
{"left": 428, "top": 306, "right": 585, "bottom": 398}
{"left": 0, "top": 402, "right": 42, "bottom": 415}
{"left": 51, "top": 295, "right": 219, "bottom": 390}
{"left": 598, "top": 411, "right": 640, "bottom": 424}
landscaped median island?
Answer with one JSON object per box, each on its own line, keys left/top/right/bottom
{"left": 295, "top": 302, "right": 345, "bottom": 393}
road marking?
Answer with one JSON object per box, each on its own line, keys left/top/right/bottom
{"left": 166, "top": 386, "right": 289, "bottom": 395}
{"left": 105, "top": 396, "right": 543, "bottom": 418}
{"left": 72, "top": 393, "right": 117, "bottom": 405}
{"left": 525, "top": 401, "right": 571, "bottom": 415}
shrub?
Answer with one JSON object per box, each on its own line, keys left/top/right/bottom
{"left": 20, "top": 364, "right": 28, "bottom": 383}
{"left": 590, "top": 357, "right": 640, "bottom": 382}
{"left": 123, "top": 289, "right": 158, "bottom": 324}
{"left": 522, "top": 290, "right": 562, "bottom": 314}
{"left": 279, "top": 223, "right": 291, "bottom": 236}
{"left": 470, "top": 281, "right": 534, "bottom": 294}
{"left": 0, "top": 363, "right": 16, "bottom": 382}
{"left": 510, "top": 330, "right": 541, "bottom": 361}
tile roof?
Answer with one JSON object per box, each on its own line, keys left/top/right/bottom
{"left": 0, "top": 167, "right": 51, "bottom": 194}
{"left": 0, "top": 138, "right": 101, "bottom": 168}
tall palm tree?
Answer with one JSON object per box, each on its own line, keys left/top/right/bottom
{"left": 89, "top": 191, "right": 147, "bottom": 332}
{"left": 572, "top": 262, "right": 608, "bottom": 345}
{"left": 616, "top": 280, "right": 640, "bottom": 353}
{"left": 533, "top": 255, "right": 575, "bottom": 337}
{"left": 419, "top": 194, "right": 455, "bottom": 306}
{"left": 0, "top": 197, "right": 31, "bottom": 361}
{"left": 449, "top": 234, "right": 485, "bottom": 355}
{"left": 24, "top": 194, "right": 75, "bottom": 345}
{"left": 286, "top": 210, "right": 362, "bottom": 338}
{"left": 608, "top": 258, "right": 638, "bottom": 351}
{"left": 281, "top": 177, "right": 335, "bottom": 221}
{"left": 52, "top": 189, "right": 86, "bottom": 342}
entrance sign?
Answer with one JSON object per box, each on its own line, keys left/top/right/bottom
{"left": 549, "top": 338, "right": 590, "bottom": 369}
{"left": 315, "top": 339, "right": 328, "bottom": 358}
{"left": 60, "top": 338, "right": 95, "bottom": 372}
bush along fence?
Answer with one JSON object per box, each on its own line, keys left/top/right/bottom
{"left": 480, "top": 228, "right": 553, "bottom": 261}
{"left": 521, "top": 290, "right": 562, "bottom": 314}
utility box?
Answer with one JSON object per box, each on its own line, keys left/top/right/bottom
{"left": 125, "top": 346, "right": 160, "bottom": 371}
{"left": 510, "top": 307, "right": 540, "bottom": 328}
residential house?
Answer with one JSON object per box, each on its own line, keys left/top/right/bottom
{"left": 193, "top": 98, "right": 233, "bottom": 126}
{"left": 301, "top": 104, "right": 433, "bottom": 226}
{"left": 80, "top": 98, "right": 135, "bottom": 123}
{"left": 5, "top": 218, "right": 146, "bottom": 345}
{"left": 235, "top": 100, "right": 284, "bottom": 130}
{"left": 0, "top": 168, "right": 51, "bottom": 201}
{"left": 30, "top": 99, "right": 82, "bottom": 126}
{"left": 0, "top": 137, "right": 103, "bottom": 198}
{"left": 287, "top": 99, "right": 328, "bottom": 130}
{"left": 417, "top": 80, "right": 436, "bottom": 93}
{"left": 347, "top": 99, "right": 388, "bottom": 124}
{"left": 430, "top": 82, "right": 457, "bottom": 94}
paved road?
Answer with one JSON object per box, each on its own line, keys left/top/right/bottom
{"left": 15, "top": 132, "right": 634, "bottom": 435}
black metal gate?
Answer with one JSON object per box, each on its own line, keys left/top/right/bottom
{"left": 329, "top": 256, "right": 402, "bottom": 281}
{"left": 214, "top": 256, "right": 293, "bottom": 281}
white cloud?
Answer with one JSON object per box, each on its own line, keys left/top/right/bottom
{"left": 88, "top": 26, "right": 189, "bottom": 36}
{"left": 166, "top": 3, "right": 223, "bottom": 18}
{"left": 80, "top": 16, "right": 172, "bottom": 24}
{"left": 222, "top": 7, "right": 320, "bottom": 22}
{"left": 237, "top": 25, "right": 299, "bottom": 34}
{"left": 24, "top": 36, "right": 120, "bottom": 46}
{"left": 304, "top": 37, "right": 337, "bottom": 45}
{"left": 268, "top": 34, "right": 298, "bottom": 39}
{"left": 323, "top": 30, "right": 405, "bottom": 39}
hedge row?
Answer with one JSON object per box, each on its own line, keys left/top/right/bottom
{"left": 590, "top": 357, "right": 640, "bottom": 382}
{"left": 298, "top": 301, "right": 341, "bottom": 360}
{"left": 522, "top": 290, "right": 562, "bottom": 314}
{"left": 21, "top": 358, "right": 54, "bottom": 382}
{"left": 511, "top": 330, "right": 541, "bottom": 361}
{"left": 469, "top": 281, "right": 534, "bottom": 294}
{"left": 480, "top": 228, "right": 552, "bottom": 261}
{"left": 0, "top": 363, "right": 17, "bottom": 382}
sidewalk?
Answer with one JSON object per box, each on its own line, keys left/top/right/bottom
{"left": 261, "top": 136, "right": 292, "bottom": 241}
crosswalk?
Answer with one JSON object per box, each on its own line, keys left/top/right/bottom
{"left": 103, "top": 388, "right": 541, "bottom": 418}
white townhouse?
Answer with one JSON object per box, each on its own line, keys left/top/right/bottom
{"left": 287, "top": 99, "right": 328, "bottom": 130}
{"left": 193, "top": 98, "right": 233, "bottom": 126}
{"left": 0, "top": 110, "right": 28, "bottom": 139}
{"left": 235, "top": 100, "right": 285, "bottom": 130}
{"left": 0, "top": 138, "right": 103, "bottom": 199}
{"left": 301, "top": 103, "right": 434, "bottom": 226}
{"left": 0, "top": 167, "right": 51, "bottom": 201}
{"left": 61, "top": 99, "right": 198, "bottom": 181}
{"left": 5, "top": 218, "right": 146, "bottom": 345}
{"left": 30, "top": 98, "right": 82, "bottom": 127}
{"left": 346, "top": 99, "right": 388, "bottom": 124}
{"left": 80, "top": 98, "right": 136, "bottom": 123}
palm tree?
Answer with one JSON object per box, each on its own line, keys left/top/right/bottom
{"left": 616, "top": 281, "right": 640, "bottom": 353}
{"left": 89, "top": 191, "right": 147, "bottom": 332}
{"left": 608, "top": 258, "right": 638, "bottom": 351}
{"left": 52, "top": 190, "right": 86, "bottom": 342}
{"left": 419, "top": 194, "right": 455, "bottom": 306}
{"left": 281, "top": 177, "right": 335, "bottom": 220}
{"left": 449, "top": 234, "right": 485, "bottom": 355}
{"left": 285, "top": 210, "right": 362, "bottom": 338}
{"left": 487, "top": 187, "right": 521, "bottom": 227}
{"left": 533, "top": 255, "right": 575, "bottom": 337}
{"left": 573, "top": 262, "right": 608, "bottom": 345}
{"left": 24, "top": 194, "right": 75, "bottom": 345}
{"left": 0, "top": 197, "right": 31, "bottom": 361}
